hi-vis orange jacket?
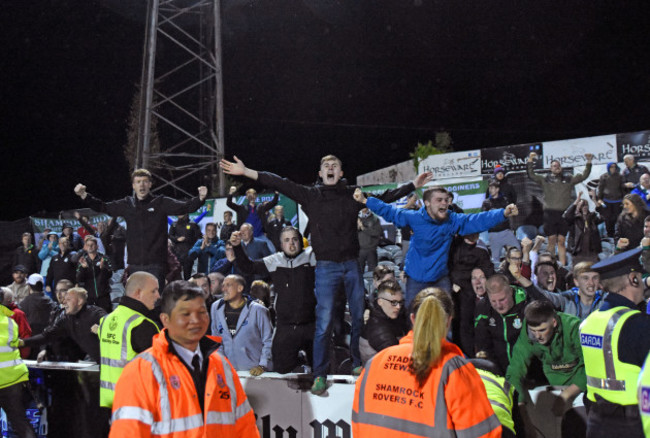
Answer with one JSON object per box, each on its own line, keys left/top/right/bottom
{"left": 352, "top": 331, "right": 501, "bottom": 438}
{"left": 109, "top": 330, "right": 259, "bottom": 438}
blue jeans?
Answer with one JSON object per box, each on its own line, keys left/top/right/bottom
{"left": 313, "top": 260, "right": 365, "bottom": 377}
{"left": 405, "top": 275, "right": 451, "bottom": 309}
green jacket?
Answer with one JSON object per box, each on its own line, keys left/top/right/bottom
{"left": 527, "top": 161, "right": 592, "bottom": 211}
{"left": 505, "top": 312, "right": 586, "bottom": 403}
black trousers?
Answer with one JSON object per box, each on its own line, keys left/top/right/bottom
{"left": 0, "top": 382, "right": 36, "bottom": 438}
{"left": 272, "top": 322, "right": 315, "bottom": 374}
{"left": 586, "top": 396, "right": 644, "bottom": 438}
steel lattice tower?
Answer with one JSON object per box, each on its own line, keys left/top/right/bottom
{"left": 135, "top": 0, "right": 226, "bottom": 197}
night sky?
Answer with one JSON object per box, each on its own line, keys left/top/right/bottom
{"left": 2, "top": 1, "right": 649, "bottom": 220}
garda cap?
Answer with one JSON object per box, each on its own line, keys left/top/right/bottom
{"left": 591, "top": 247, "right": 643, "bottom": 280}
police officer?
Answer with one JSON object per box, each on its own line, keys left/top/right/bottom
{"left": 638, "top": 352, "right": 650, "bottom": 436}
{"left": 98, "top": 271, "right": 160, "bottom": 409}
{"left": 580, "top": 248, "right": 650, "bottom": 437}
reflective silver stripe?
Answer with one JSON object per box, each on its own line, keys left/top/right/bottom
{"left": 205, "top": 410, "right": 236, "bottom": 425}
{"left": 455, "top": 414, "right": 502, "bottom": 438}
{"left": 479, "top": 374, "right": 510, "bottom": 400}
{"left": 101, "top": 357, "right": 128, "bottom": 368}
{"left": 121, "top": 314, "right": 141, "bottom": 362}
{"left": 0, "top": 359, "right": 23, "bottom": 369}
{"left": 138, "top": 352, "right": 172, "bottom": 425}
{"left": 151, "top": 413, "right": 203, "bottom": 435}
{"left": 217, "top": 350, "right": 239, "bottom": 414}
{"left": 354, "top": 354, "right": 473, "bottom": 437}
{"left": 7, "top": 318, "right": 15, "bottom": 346}
{"left": 0, "top": 346, "right": 14, "bottom": 353}
{"left": 586, "top": 375, "right": 626, "bottom": 391}
{"left": 488, "top": 398, "right": 511, "bottom": 415}
{"left": 100, "top": 380, "right": 116, "bottom": 390}
{"left": 234, "top": 399, "right": 252, "bottom": 420}
{"left": 112, "top": 406, "right": 154, "bottom": 425}
{"left": 585, "top": 308, "right": 633, "bottom": 392}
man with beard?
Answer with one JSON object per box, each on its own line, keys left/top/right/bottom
{"left": 355, "top": 186, "right": 518, "bottom": 307}
{"left": 6, "top": 265, "right": 30, "bottom": 305}
{"left": 231, "top": 226, "right": 317, "bottom": 373}
{"left": 536, "top": 262, "right": 605, "bottom": 320}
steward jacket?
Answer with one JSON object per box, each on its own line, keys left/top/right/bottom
{"left": 233, "top": 244, "right": 316, "bottom": 326}
{"left": 526, "top": 161, "right": 592, "bottom": 211}
{"left": 474, "top": 285, "right": 548, "bottom": 373}
{"left": 352, "top": 331, "right": 501, "bottom": 438}
{"left": 506, "top": 312, "right": 586, "bottom": 403}
{"left": 110, "top": 330, "right": 259, "bottom": 438}
{"left": 0, "top": 309, "right": 29, "bottom": 390}
{"left": 211, "top": 296, "right": 273, "bottom": 371}
{"left": 84, "top": 192, "right": 204, "bottom": 267}
{"left": 23, "top": 303, "right": 106, "bottom": 362}
{"left": 99, "top": 296, "right": 159, "bottom": 408}
{"left": 256, "top": 172, "right": 414, "bottom": 262}
{"left": 366, "top": 197, "right": 507, "bottom": 283}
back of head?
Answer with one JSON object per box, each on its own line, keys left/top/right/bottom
{"left": 160, "top": 280, "right": 205, "bottom": 315}
{"left": 409, "top": 288, "right": 453, "bottom": 388}
{"left": 125, "top": 271, "right": 158, "bottom": 297}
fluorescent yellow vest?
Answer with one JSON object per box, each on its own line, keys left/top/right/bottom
{"left": 0, "top": 308, "right": 29, "bottom": 390}
{"left": 580, "top": 306, "right": 640, "bottom": 405}
{"left": 98, "top": 305, "right": 158, "bottom": 408}
{"left": 476, "top": 368, "right": 515, "bottom": 435}
{"left": 637, "top": 352, "right": 650, "bottom": 437}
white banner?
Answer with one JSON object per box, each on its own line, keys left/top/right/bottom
{"left": 542, "top": 134, "right": 617, "bottom": 168}
{"left": 418, "top": 150, "right": 482, "bottom": 179}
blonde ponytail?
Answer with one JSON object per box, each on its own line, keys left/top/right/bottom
{"left": 409, "top": 295, "right": 448, "bottom": 388}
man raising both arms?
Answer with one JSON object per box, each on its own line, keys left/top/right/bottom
{"left": 74, "top": 169, "right": 207, "bottom": 290}
{"left": 220, "top": 155, "right": 432, "bottom": 395}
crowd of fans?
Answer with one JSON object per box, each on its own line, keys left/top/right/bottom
{"left": 3, "top": 153, "right": 650, "bottom": 437}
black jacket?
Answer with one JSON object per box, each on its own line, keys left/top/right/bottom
{"left": 481, "top": 196, "right": 511, "bottom": 232}
{"left": 76, "top": 253, "right": 113, "bottom": 307}
{"left": 24, "top": 303, "right": 107, "bottom": 363}
{"left": 361, "top": 303, "right": 409, "bottom": 353}
{"left": 265, "top": 217, "right": 292, "bottom": 250}
{"left": 13, "top": 245, "right": 40, "bottom": 274}
{"left": 449, "top": 238, "right": 494, "bottom": 290}
{"left": 169, "top": 217, "right": 202, "bottom": 257}
{"left": 563, "top": 203, "right": 603, "bottom": 256}
{"left": 233, "top": 243, "right": 316, "bottom": 325}
{"left": 615, "top": 213, "right": 645, "bottom": 249}
{"left": 485, "top": 176, "right": 517, "bottom": 204}
{"left": 18, "top": 292, "right": 57, "bottom": 336}
{"left": 257, "top": 172, "right": 415, "bottom": 262}
{"left": 46, "top": 250, "right": 77, "bottom": 290}
{"left": 84, "top": 193, "right": 204, "bottom": 266}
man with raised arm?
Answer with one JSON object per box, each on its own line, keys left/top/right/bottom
{"left": 220, "top": 155, "right": 432, "bottom": 395}
{"left": 354, "top": 186, "right": 519, "bottom": 307}
{"left": 74, "top": 168, "right": 207, "bottom": 290}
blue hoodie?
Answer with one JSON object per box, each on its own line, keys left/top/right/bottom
{"left": 366, "top": 197, "right": 507, "bottom": 282}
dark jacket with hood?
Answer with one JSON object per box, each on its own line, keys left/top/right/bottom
{"left": 485, "top": 169, "right": 517, "bottom": 204}
{"left": 256, "top": 172, "right": 415, "bottom": 262}
{"left": 597, "top": 162, "right": 626, "bottom": 202}
{"left": 563, "top": 202, "right": 603, "bottom": 256}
